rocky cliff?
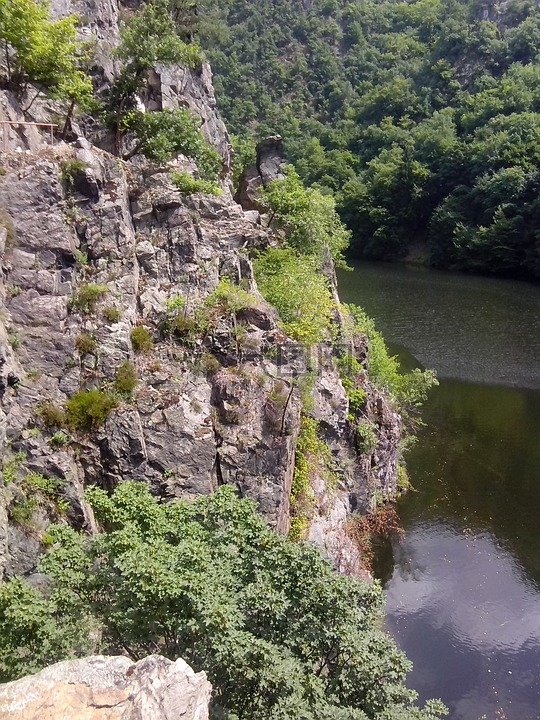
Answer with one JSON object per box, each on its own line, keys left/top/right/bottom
{"left": 0, "top": 655, "right": 211, "bottom": 719}
{"left": 0, "top": 0, "right": 403, "bottom": 581}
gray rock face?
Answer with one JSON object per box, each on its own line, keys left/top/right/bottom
{"left": 0, "top": 0, "right": 404, "bottom": 581}
{"left": 0, "top": 655, "right": 211, "bottom": 720}
{"left": 234, "top": 136, "right": 285, "bottom": 211}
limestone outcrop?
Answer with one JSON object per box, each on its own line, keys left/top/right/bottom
{"left": 0, "top": 655, "right": 211, "bottom": 720}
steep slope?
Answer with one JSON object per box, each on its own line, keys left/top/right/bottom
{"left": 201, "top": 0, "right": 540, "bottom": 277}
{"left": 0, "top": 2, "right": 404, "bottom": 581}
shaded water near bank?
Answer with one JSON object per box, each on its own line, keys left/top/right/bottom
{"left": 338, "top": 262, "right": 540, "bottom": 720}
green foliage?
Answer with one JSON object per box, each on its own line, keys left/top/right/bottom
{"left": 122, "top": 109, "right": 222, "bottom": 174}
{"left": 9, "top": 498, "right": 38, "bottom": 526}
{"left": 0, "top": 0, "right": 93, "bottom": 107}
{"left": 60, "top": 159, "right": 88, "bottom": 191}
{"left": 65, "top": 389, "right": 118, "bottom": 431}
{"left": 38, "top": 402, "right": 66, "bottom": 428}
{"left": 103, "top": 305, "right": 122, "bottom": 323}
{"left": 355, "top": 420, "right": 378, "bottom": 455}
{"left": 290, "top": 416, "right": 336, "bottom": 539}
{"left": 263, "top": 165, "right": 350, "bottom": 265}
{"left": 205, "top": 277, "right": 258, "bottom": 315}
{"left": 114, "top": 361, "right": 138, "bottom": 396}
{"left": 231, "top": 133, "right": 256, "bottom": 186}
{"left": 0, "top": 483, "right": 446, "bottom": 719}
{"left": 348, "top": 387, "right": 367, "bottom": 417}
{"left": 345, "top": 304, "right": 438, "bottom": 414}
{"left": 109, "top": 0, "right": 201, "bottom": 147}
{"left": 2, "top": 451, "right": 26, "bottom": 485}
{"left": 200, "top": 0, "right": 540, "bottom": 277}
{"left": 171, "top": 170, "right": 221, "bottom": 195}
{"left": 69, "top": 283, "right": 108, "bottom": 314}
{"left": 0, "top": 206, "right": 16, "bottom": 249}
{"left": 253, "top": 247, "right": 335, "bottom": 344}
{"left": 48, "top": 431, "right": 71, "bottom": 448}
{"left": 0, "top": 577, "right": 96, "bottom": 682}
{"left": 75, "top": 333, "right": 96, "bottom": 356}
{"left": 130, "top": 325, "right": 154, "bottom": 353}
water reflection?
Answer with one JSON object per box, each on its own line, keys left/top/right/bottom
{"left": 385, "top": 524, "right": 540, "bottom": 718}
{"left": 337, "top": 262, "right": 540, "bottom": 720}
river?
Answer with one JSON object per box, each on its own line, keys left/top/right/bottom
{"left": 337, "top": 261, "right": 540, "bottom": 720}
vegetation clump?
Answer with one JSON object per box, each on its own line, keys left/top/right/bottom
{"left": 345, "top": 303, "right": 438, "bottom": 417}
{"left": 69, "top": 284, "right": 108, "bottom": 314}
{"left": 0, "top": 483, "right": 446, "bottom": 720}
{"left": 65, "top": 389, "right": 118, "bottom": 431}
{"left": 103, "top": 305, "right": 122, "bottom": 323}
{"left": 60, "top": 159, "right": 88, "bottom": 192}
{"left": 171, "top": 170, "right": 221, "bottom": 196}
{"left": 130, "top": 325, "right": 153, "bottom": 353}
{"left": 114, "top": 361, "right": 138, "bottom": 396}
{"left": 0, "top": 207, "right": 16, "bottom": 249}
{"left": 290, "top": 416, "right": 336, "bottom": 540}
{"left": 75, "top": 333, "right": 96, "bottom": 356}
{"left": 253, "top": 247, "right": 335, "bottom": 344}
{"left": 0, "top": 0, "right": 93, "bottom": 116}
{"left": 38, "top": 402, "right": 66, "bottom": 428}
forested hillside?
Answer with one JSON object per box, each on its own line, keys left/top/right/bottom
{"left": 200, "top": 0, "right": 540, "bottom": 278}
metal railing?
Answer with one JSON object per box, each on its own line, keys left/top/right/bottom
{"left": 0, "top": 120, "right": 57, "bottom": 152}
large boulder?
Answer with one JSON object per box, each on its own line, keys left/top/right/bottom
{"left": 0, "top": 655, "right": 211, "bottom": 720}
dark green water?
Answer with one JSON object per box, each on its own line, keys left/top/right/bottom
{"left": 338, "top": 262, "right": 540, "bottom": 720}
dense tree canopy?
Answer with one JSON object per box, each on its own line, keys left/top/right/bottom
{"left": 0, "top": 483, "right": 446, "bottom": 720}
{"left": 200, "top": 0, "right": 540, "bottom": 278}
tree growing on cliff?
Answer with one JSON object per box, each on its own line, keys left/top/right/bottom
{"left": 108, "top": 0, "right": 201, "bottom": 155}
{"left": 263, "top": 165, "right": 350, "bottom": 266}
{"left": 0, "top": 482, "right": 447, "bottom": 720}
{"left": 0, "top": 0, "right": 93, "bottom": 114}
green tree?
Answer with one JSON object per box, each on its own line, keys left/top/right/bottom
{"left": 0, "top": 483, "right": 447, "bottom": 720}
{"left": 263, "top": 165, "right": 350, "bottom": 265}
{"left": 0, "top": 0, "right": 93, "bottom": 113}
{"left": 121, "top": 108, "right": 221, "bottom": 175}
{"left": 109, "top": 0, "right": 201, "bottom": 154}
{"left": 253, "top": 247, "right": 336, "bottom": 344}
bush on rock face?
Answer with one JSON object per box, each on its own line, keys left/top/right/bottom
{"left": 0, "top": 484, "right": 446, "bottom": 720}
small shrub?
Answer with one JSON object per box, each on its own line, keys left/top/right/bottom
{"left": 0, "top": 168, "right": 6, "bottom": 176}
{"left": 130, "top": 326, "right": 153, "bottom": 353}
{"left": 8, "top": 333, "right": 21, "bottom": 349}
{"left": 114, "top": 361, "right": 138, "bottom": 395}
{"left": 48, "top": 431, "right": 71, "bottom": 448}
{"left": 38, "top": 403, "right": 66, "bottom": 428}
{"left": 205, "top": 277, "right": 258, "bottom": 316}
{"left": 200, "top": 352, "right": 221, "bottom": 375}
{"left": 171, "top": 171, "right": 221, "bottom": 196}
{"left": 75, "top": 249, "right": 89, "bottom": 267}
{"left": 397, "top": 464, "right": 412, "bottom": 492}
{"left": 6, "top": 285, "right": 21, "bottom": 298}
{"left": 75, "top": 333, "right": 96, "bottom": 355}
{"left": 10, "top": 499, "right": 38, "bottom": 526}
{"left": 348, "top": 388, "right": 367, "bottom": 417}
{"left": 24, "top": 472, "right": 63, "bottom": 496}
{"left": 60, "top": 159, "right": 88, "bottom": 191}
{"left": 103, "top": 305, "right": 122, "bottom": 323}
{"left": 2, "top": 451, "right": 26, "bottom": 484}
{"left": 0, "top": 207, "right": 16, "bottom": 249}
{"left": 65, "top": 389, "right": 118, "bottom": 431}
{"left": 289, "top": 416, "right": 336, "bottom": 538}
{"left": 69, "top": 284, "right": 108, "bottom": 314}
{"left": 355, "top": 420, "right": 378, "bottom": 454}
{"left": 253, "top": 247, "right": 335, "bottom": 345}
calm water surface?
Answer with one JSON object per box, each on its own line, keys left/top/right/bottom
{"left": 338, "top": 262, "right": 540, "bottom": 720}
